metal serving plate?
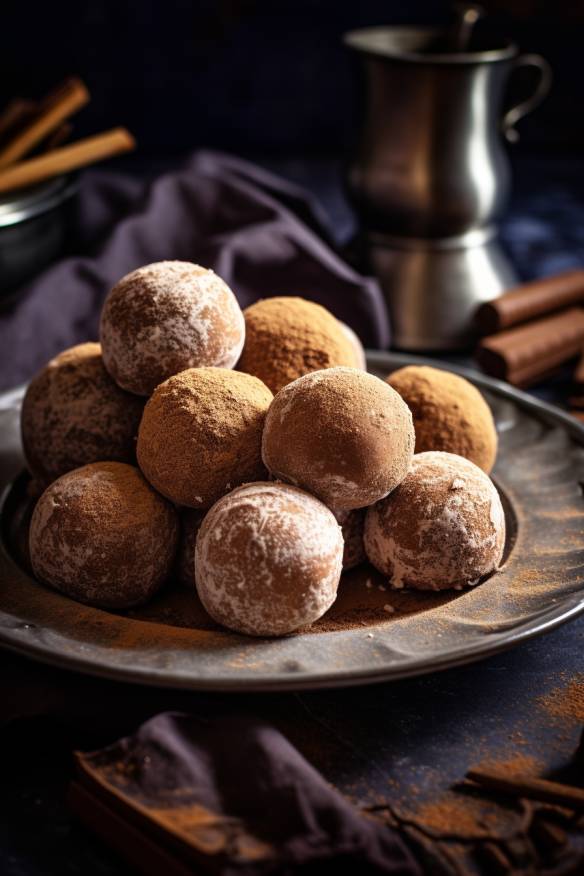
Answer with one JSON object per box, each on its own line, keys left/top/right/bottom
{"left": 0, "top": 352, "right": 583, "bottom": 691}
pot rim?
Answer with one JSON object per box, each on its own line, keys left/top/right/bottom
{"left": 0, "top": 174, "right": 78, "bottom": 229}
{"left": 344, "top": 26, "right": 518, "bottom": 65}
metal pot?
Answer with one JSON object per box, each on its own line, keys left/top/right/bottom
{"left": 344, "top": 26, "right": 551, "bottom": 350}
{"left": 0, "top": 175, "right": 78, "bottom": 305}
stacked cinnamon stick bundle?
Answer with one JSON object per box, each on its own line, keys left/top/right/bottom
{"left": 0, "top": 78, "right": 135, "bottom": 195}
{"left": 475, "top": 269, "right": 584, "bottom": 417}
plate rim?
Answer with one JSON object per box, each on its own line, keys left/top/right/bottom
{"left": 1, "top": 350, "right": 583, "bottom": 692}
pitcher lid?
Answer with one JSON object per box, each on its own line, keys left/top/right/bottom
{"left": 344, "top": 26, "right": 517, "bottom": 64}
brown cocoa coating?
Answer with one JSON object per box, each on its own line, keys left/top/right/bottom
{"left": 195, "top": 482, "right": 344, "bottom": 636}
{"left": 335, "top": 508, "right": 366, "bottom": 570}
{"left": 137, "top": 367, "right": 273, "bottom": 508}
{"left": 100, "top": 261, "right": 245, "bottom": 396}
{"left": 238, "top": 297, "right": 358, "bottom": 393}
{"left": 29, "top": 462, "right": 179, "bottom": 609}
{"left": 364, "top": 452, "right": 505, "bottom": 591}
{"left": 387, "top": 365, "right": 497, "bottom": 473}
{"left": 21, "top": 343, "right": 144, "bottom": 486}
{"left": 176, "top": 508, "right": 205, "bottom": 587}
{"left": 262, "top": 367, "right": 415, "bottom": 511}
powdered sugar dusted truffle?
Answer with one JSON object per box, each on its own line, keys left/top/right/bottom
{"left": 29, "top": 462, "right": 179, "bottom": 608}
{"left": 262, "top": 367, "right": 415, "bottom": 510}
{"left": 137, "top": 368, "right": 273, "bottom": 508}
{"left": 364, "top": 452, "right": 505, "bottom": 591}
{"left": 100, "top": 261, "right": 245, "bottom": 395}
{"left": 21, "top": 343, "right": 144, "bottom": 486}
{"left": 335, "top": 508, "right": 366, "bottom": 570}
{"left": 195, "top": 482, "right": 343, "bottom": 636}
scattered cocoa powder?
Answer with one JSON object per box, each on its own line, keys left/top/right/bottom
{"left": 238, "top": 297, "right": 357, "bottom": 393}
{"left": 538, "top": 676, "right": 584, "bottom": 723}
{"left": 388, "top": 365, "right": 498, "bottom": 473}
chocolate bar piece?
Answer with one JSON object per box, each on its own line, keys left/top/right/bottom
{"left": 476, "top": 307, "right": 584, "bottom": 387}
{"left": 476, "top": 270, "right": 584, "bottom": 335}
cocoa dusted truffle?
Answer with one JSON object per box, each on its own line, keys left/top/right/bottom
{"left": 100, "top": 261, "right": 245, "bottom": 395}
{"left": 195, "top": 482, "right": 344, "bottom": 636}
{"left": 262, "top": 367, "right": 415, "bottom": 511}
{"left": 238, "top": 297, "right": 357, "bottom": 393}
{"left": 387, "top": 365, "right": 497, "bottom": 473}
{"left": 29, "top": 462, "right": 178, "bottom": 608}
{"left": 335, "top": 508, "right": 366, "bottom": 570}
{"left": 364, "top": 452, "right": 505, "bottom": 591}
{"left": 137, "top": 367, "right": 273, "bottom": 508}
{"left": 21, "top": 343, "right": 144, "bottom": 486}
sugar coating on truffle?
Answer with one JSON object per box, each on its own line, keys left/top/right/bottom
{"left": 176, "top": 508, "right": 204, "bottom": 587}
{"left": 100, "top": 261, "right": 245, "bottom": 395}
{"left": 195, "top": 481, "right": 344, "bottom": 636}
{"left": 338, "top": 321, "right": 367, "bottom": 370}
{"left": 364, "top": 451, "right": 505, "bottom": 591}
{"left": 238, "top": 297, "right": 358, "bottom": 394}
{"left": 21, "top": 343, "right": 144, "bottom": 486}
{"left": 137, "top": 367, "right": 273, "bottom": 508}
{"left": 387, "top": 365, "right": 498, "bottom": 473}
{"left": 262, "top": 367, "right": 415, "bottom": 511}
{"left": 29, "top": 462, "right": 178, "bottom": 608}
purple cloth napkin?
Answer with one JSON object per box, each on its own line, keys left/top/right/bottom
{"left": 0, "top": 152, "right": 388, "bottom": 392}
{"left": 74, "top": 711, "right": 420, "bottom": 875}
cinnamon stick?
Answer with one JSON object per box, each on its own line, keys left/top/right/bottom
{"left": 476, "top": 270, "right": 584, "bottom": 335}
{"left": 475, "top": 307, "right": 584, "bottom": 387}
{"left": 0, "top": 128, "right": 135, "bottom": 194}
{"left": 466, "top": 767, "right": 584, "bottom": 810}
{"left": 0, "top": 77, "right": 89, "bottom": 168}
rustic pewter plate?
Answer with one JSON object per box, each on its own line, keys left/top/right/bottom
{"left": 0, "top": 351, "right": 583, "bottom": 691}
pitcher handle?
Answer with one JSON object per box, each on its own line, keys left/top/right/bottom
{"left": 502, "top": 53, "right": 552, "bottom": 143}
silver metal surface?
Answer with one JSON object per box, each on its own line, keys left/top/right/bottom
{"left": 344, "top": 26, "right": 550, "bottom": 350}
{"left": 0, "top": 351, "right": 582, "bottom": 692}
{"left": 368, "top": 234, "right": 518, "bottom": 351}
{"left": 0, "top": 175, "right": 78, "bottom": 298}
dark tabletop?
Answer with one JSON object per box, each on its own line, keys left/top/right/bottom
{"left": 1, "top": 153, "right": 583, "bottom": 876}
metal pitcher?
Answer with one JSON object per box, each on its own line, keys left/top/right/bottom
{"left": 344, "top": 26, "right": 551, "bottom": 350}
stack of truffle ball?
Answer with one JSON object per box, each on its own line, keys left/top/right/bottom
{"left": 23, "top": 260, "right": 505, "bottom": 638}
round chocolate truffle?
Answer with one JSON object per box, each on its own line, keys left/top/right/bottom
{"left": 195, "top": 482, "right": 343, "bottom": 636}
{"left": 100, "top": 261, "right": 245, "bottom": 395}
{"left": 335, "top": 508, "right": 366, "bottom": 570}
{"left": 176, "top": 508, "right": 204, "bottom": 587}
{"left": 338, "top": 321, "right": 367, "bottom": 370}
{"left": 262, "top": 367, "right": 415, "bottom": 511}
{"left": 137, "top": 367, "right": 273, "bottom": 508}
{"left": 364, "top": 452, "right": 505, "bottom": 591}
{"left": 387, "top": 365, "right": 497, "bottom": 473}
{"left": 29, "top": 462, "right": 179, "bottom": 608}
{"left": 238, "top": 297, "right": 357, "bottom": 394}
{"left": 21, "top": 343, "right": 144, "bottom": 486}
